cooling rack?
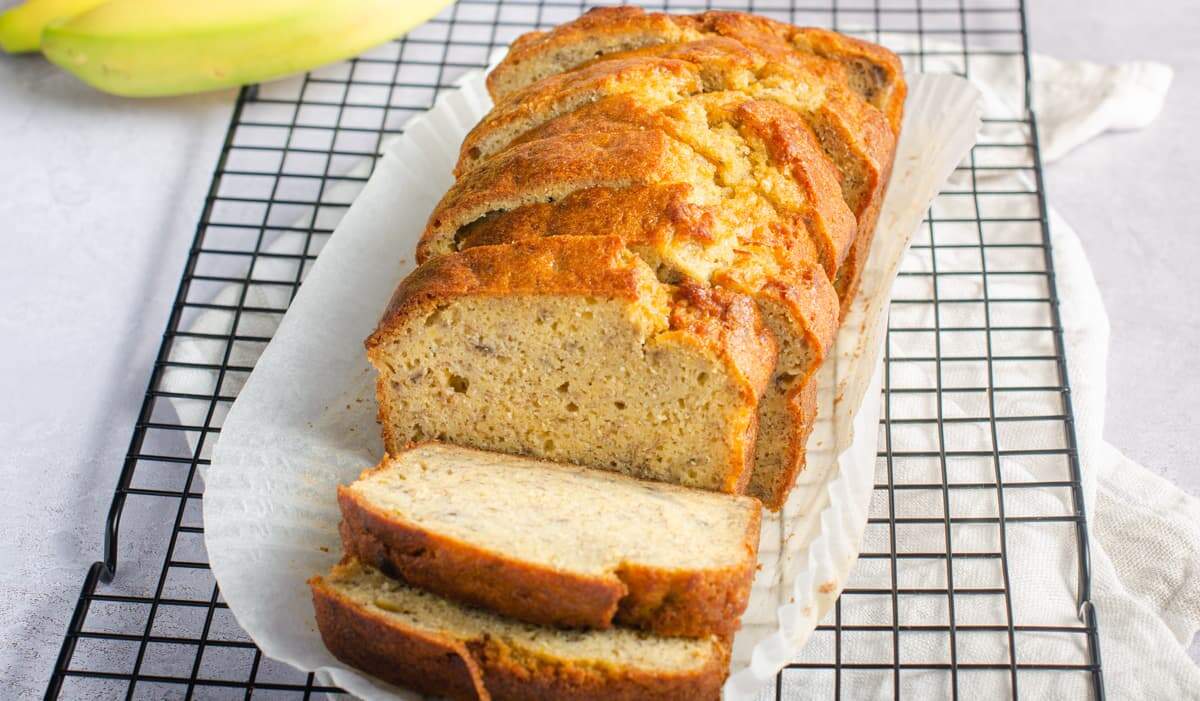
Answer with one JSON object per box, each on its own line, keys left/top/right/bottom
{"left": 45, "top": 1, "right": 1103, "bottom": 699}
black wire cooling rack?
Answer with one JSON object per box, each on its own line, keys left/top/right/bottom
{"left": 45, "top": 1, "right": 1103, "bottom": 699}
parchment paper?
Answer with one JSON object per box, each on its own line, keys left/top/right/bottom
{"left": 202, "top": 70, "right": 981, "bottom": 700}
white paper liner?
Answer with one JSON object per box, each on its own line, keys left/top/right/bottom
{"left": 201, "top": 69, "right": 980, "bottom": 700}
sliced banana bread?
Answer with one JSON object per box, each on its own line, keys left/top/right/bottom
{"left": 483, "top": 6, "right": 904, "bottom": 317}
{"left": 417, "top": 124, "right": 827, "bottom": 279}
{"left": 366, "top": 235, "right": 776, "bottom": 494}
{"left": 487, "top": 7, "right": 905, "bottom": 133}
{"left": 310, "top": 558, "right": 730, "bottom": 701}
{"left": 338, "top": 443, "right": 762, "bottom": 637}
{"left": 461, "top": 36, "right": 896, "bottom": 308}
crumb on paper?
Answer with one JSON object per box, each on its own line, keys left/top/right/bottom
{"left": 819, "top": 581, "right": 837, "bottom": 594}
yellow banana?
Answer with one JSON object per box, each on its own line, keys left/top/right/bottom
{"left": 40, "top": 0, "right": 456, "bottom": 97}
{"left": 0, "top": 0, "right": 107, "bottom": 53}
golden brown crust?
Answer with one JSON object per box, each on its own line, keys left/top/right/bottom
{"left": 458, "top": 55, "right": 710, "bottom": 179}
{"left": 613, "top": 501, "right": 761, "bottom": 636}
{"left": 753, "top": 372, "right": 820, "bottom": 509}
{"left": 461, "top": 39, "right": 866, "bottom": 279}
{"left": 495, "top": 94, "right": 824, "bottom": 267}
{"left": 310, "top": 574, "right": 490, "bottom": 701}
{"left": 466, "top": 16, "right": 899, "bottom": 319}
{"left": 713, "top": 252, "right": 838, "bottom": 383}
{"left": 489, "top": 7, "right": 906, "bottom": 133}
{"left": 454, "top": 183, "right": 723, "bottom": 253}
{"left": 338, "top": 467, "right": 761, "bottom": 637}
{"left": 729, "top": 97, "right": 857, "bottom": 276}
{"left": 310, "top": 566, "right": 731, "bottom": 701}
{"left": 788, "top": 26, "right": 907, "bottom": 134}
{"left": 464, "top": 39, "right": 767, "bottom": 182}
{"left": 369, "top": 236, "right": 646, "bottom": 353}
{"left": 464, "top": 35, "right": 855, "bottom": 176}
{"left": 488, "top": 6, "right": 694, "bottom": 99}
{"left": 418, "top": 127, "right": 706, "bottom": 263}
{"left": 686, "top": 12, "right": 905, "bottom": 133}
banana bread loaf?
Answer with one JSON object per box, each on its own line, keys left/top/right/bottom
{"left": 321, "top": 11, "right": 906, "bottom": 698}
{"left": 405, "top": 8, "right": 903, "bottom": 508}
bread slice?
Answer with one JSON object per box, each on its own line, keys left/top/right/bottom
{"left": 366, "top": 235, "right": 776, "bottom": 494}
{"left": 418, "top": 124, "right": 829, "bottom": 280}
{"left": 338, "top": 443, "right": 763, "bottom": 637}
{"left": 488, "top": 7, "right": 905, "bottom": 133}
{"left": 310, "top": 558, "right": 730, "bottom": 701}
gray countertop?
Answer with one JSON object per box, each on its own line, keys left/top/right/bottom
{"left": 0, "top": 1, "right": 1196, "bottom": 697}
{"left": 1029, "top": 1, "right": 1200, "bottom": 494}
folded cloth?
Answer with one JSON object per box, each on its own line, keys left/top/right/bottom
{"left": 164, "top": 50, "right": 1191, "bottom": 700}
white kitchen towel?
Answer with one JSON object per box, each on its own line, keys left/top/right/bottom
{"left": 164, "top": 52, "right": 1189, "bottom": 699}
{"left": 983, "top": 55, "right": 1197, "bottom": 701}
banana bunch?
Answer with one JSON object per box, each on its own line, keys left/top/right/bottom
{"left": 0, "top": 0, "right": 455, "bottom": 96}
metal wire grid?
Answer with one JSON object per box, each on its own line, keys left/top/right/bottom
{"left": 43, "top": 1, "right": 1101, "bottom": 699}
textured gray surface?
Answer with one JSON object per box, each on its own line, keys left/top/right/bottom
{"left": 0, "top": 1, "right": 1195, "bottom": 698}
{"left": 1028, "top": 1, "right": 1200, "bottom": 496}
{"left": 0, "top": 5, "right": 235, "bottom": 694}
